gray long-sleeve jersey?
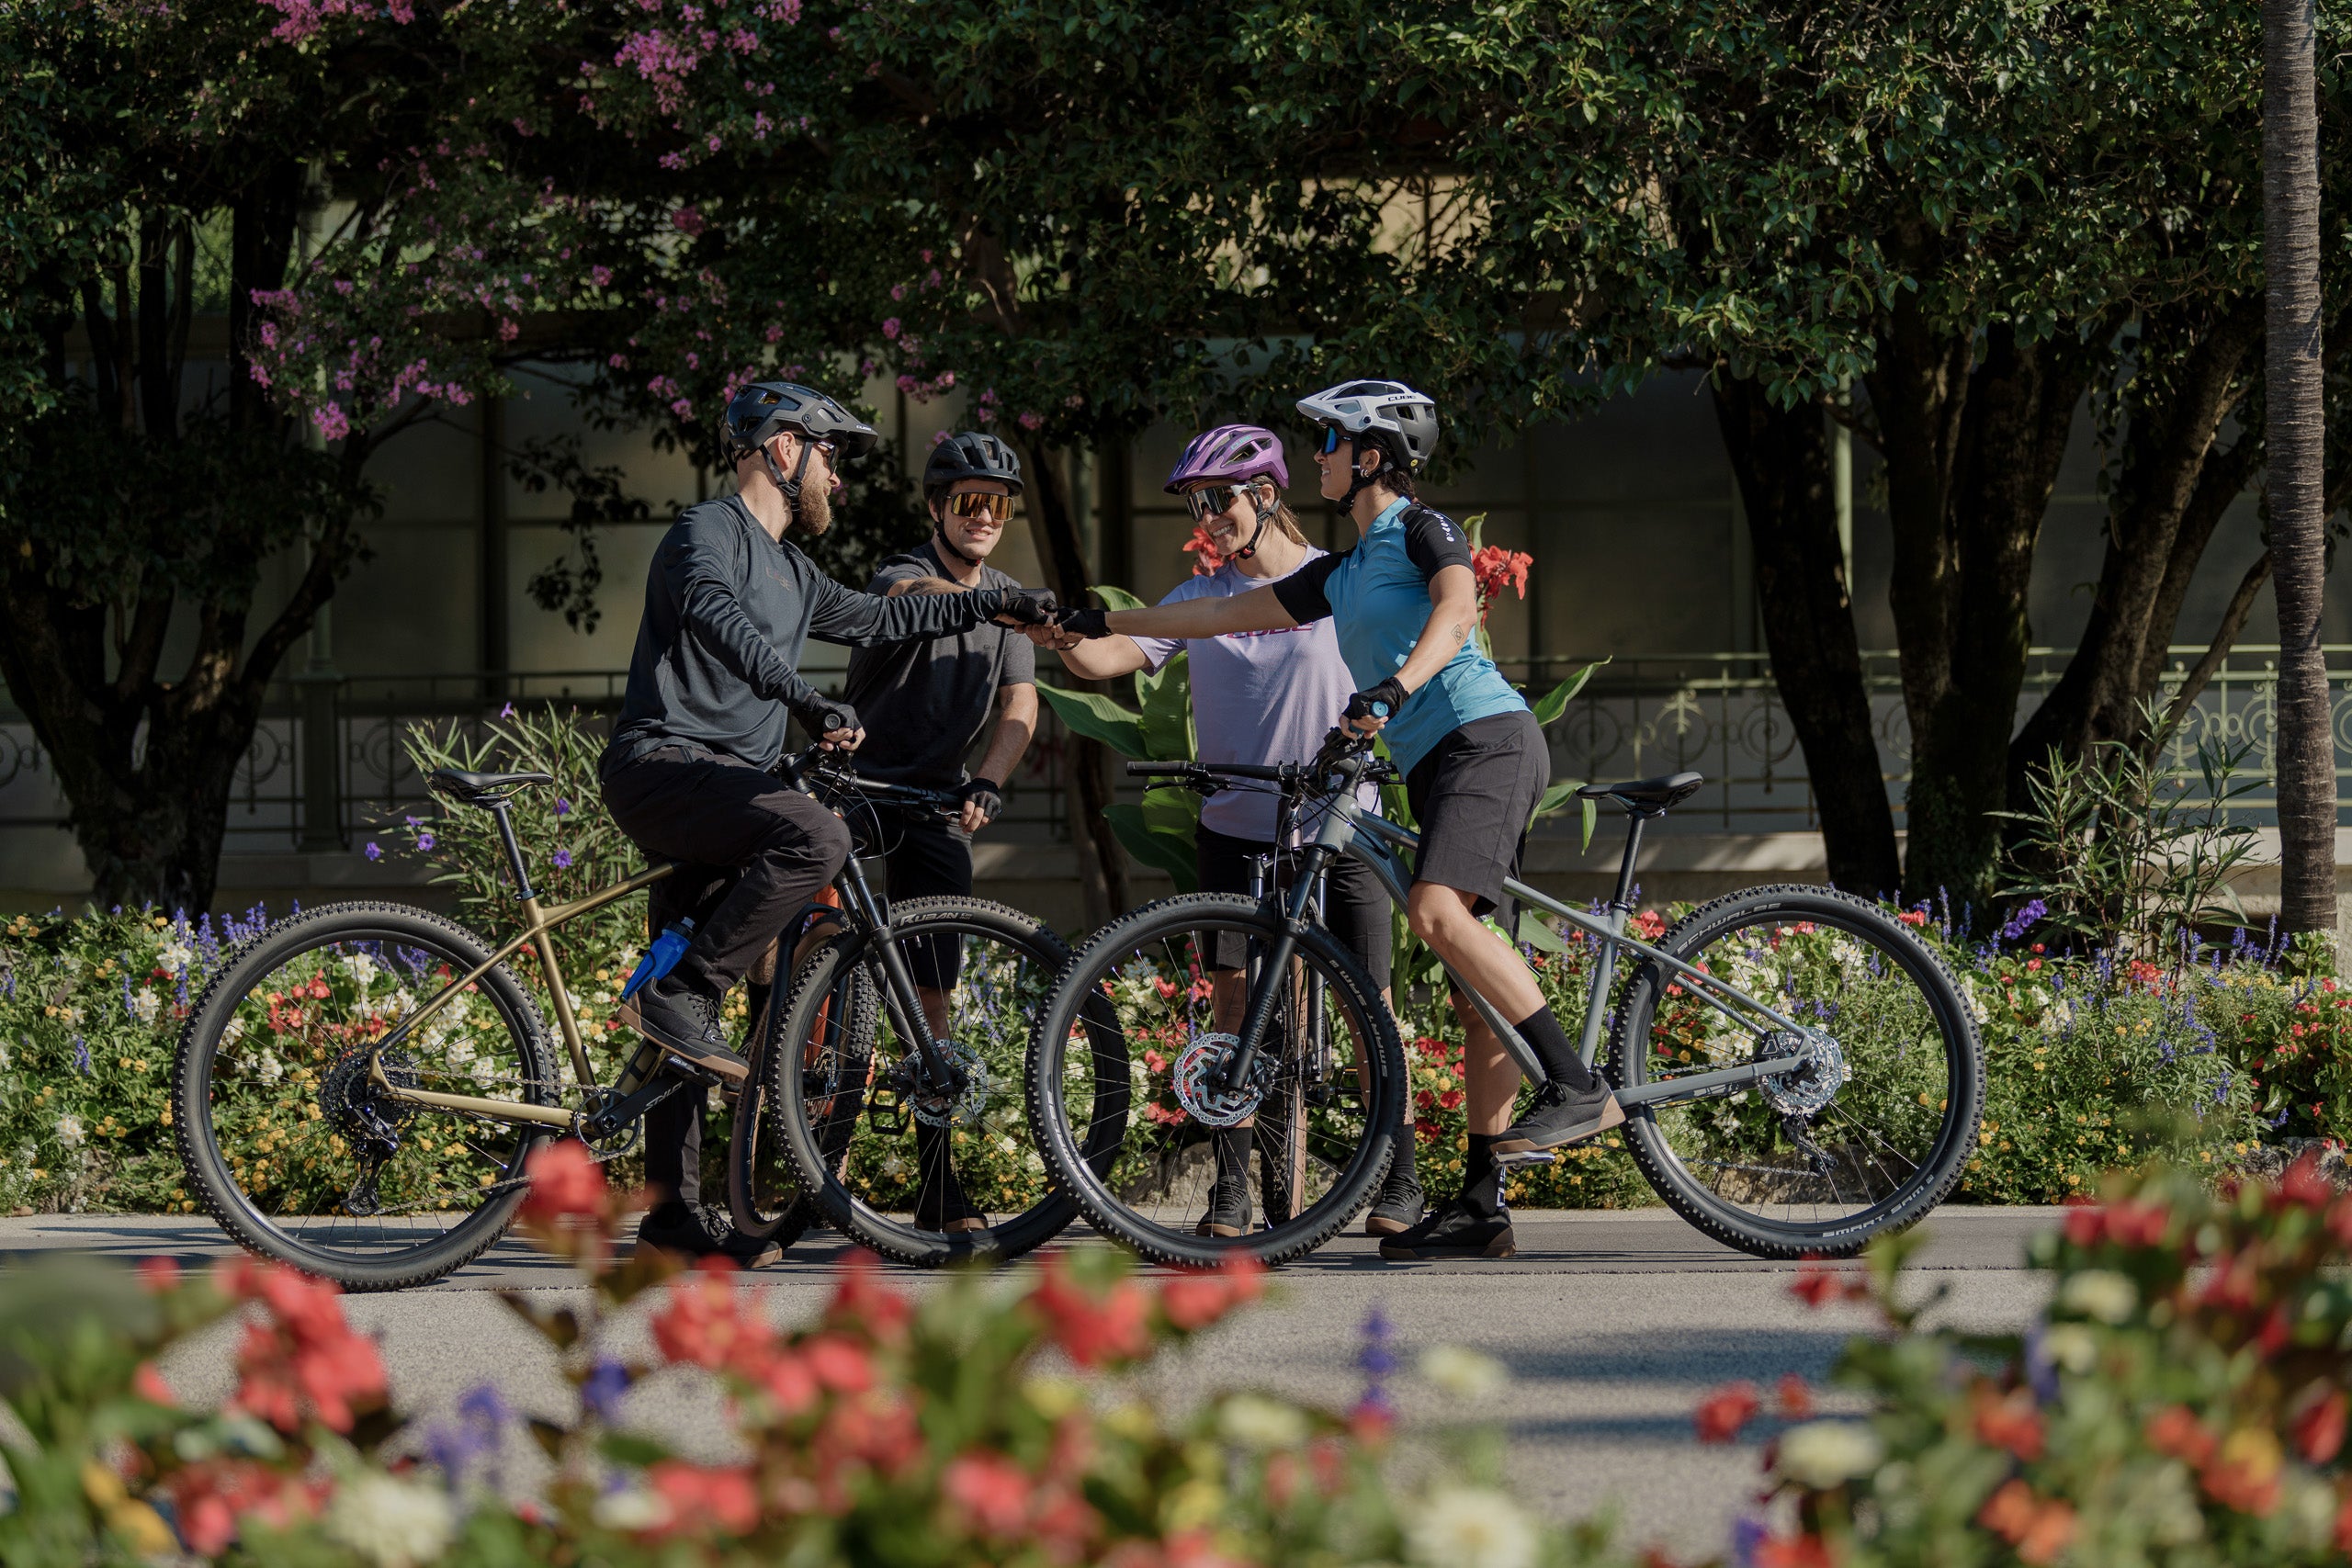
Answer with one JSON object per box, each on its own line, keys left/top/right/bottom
{"left": 603, "top": 496, "right": 1008, "bottom": 774}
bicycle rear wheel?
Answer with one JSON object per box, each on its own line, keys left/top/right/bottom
{"left": 173, "top": 903, "right": 561, "bottom": 1291}
{"left": 1611, "top": 885, "right": 1984, "bottom": 1258}
{"left": 1027, "top": 893, "right": 1404, "bottom": 1268}
{"left": 769, "top": 897, "right": 1084, "bottom": 1267}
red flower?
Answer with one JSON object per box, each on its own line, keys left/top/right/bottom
{"left": 2278, "top": 1152, "right": 2333, "bottom": 1211}
{"left": 2200, "top": 1428, "right": 2285, "bottom": 1517}
{"left": 2149, "top": 1404, "right": 2217, "bottom": 1467}
{"left": 133, "top": 1360, "right": 175, "bottom": 1406}
{"left": 1896, "top": 909, "right": 1927, "bottom": 926}
{"left": 1182, "top": 523, "right": 1227, "bottom": 576}
{"left": 217, "top": 1259, "right": 387, "bottom": 1433}
{"left": 827, "top": 1255, "right": 912, "bottom": 1344}
{"left": 804, "top": 1333, "right": 874, "bottom": 1393}
{"left": 1157, "top": 1252, "right": 1266, "bottom": 1332}
{"left": 520, "top": 1139, "right": 607, "bottom": 1224}
{"left": 1752, "top": 1535, "right": 1835, "bottom": 1568}
{"left": 651, "top": 1266, "right": 775, "bottom": 1373}
{"left": 1470, "top": 546, "right": 1533, "bottom": 622}
{"left": 2293, "top": 1389, "right": 2346, "bottom": 1464}
{"left": 1031, "top": 1254, "right": 1152, "bottom": 1367}
{"left": 1789, "top": 1262, "right": 1867, "bottom": 1309}
{"left": 1775, "top": 1373, "right": 1815, "bottom": 1419}
{"left": 761, "top": 1348, "right": 820, "bottom": 1414}
{"left": 944, "top": 1451, "right": 1034, "bottom": 1537}
{"left": 2102, "top": 1198, "right": 2169, "bottom": 1248}
{"left": 164, "top": 1461, "right": 326, "bottom": 1556}
{"left": 1693, "top": 1381, "right": 1760, "bottom": 1443}
{"left": 1976, "top": 1481, "right": 2076, "bottom": 1565}
{"left": 1973, "top": 1388, "right": 2045, "bottom": 1461}
{"left": 646, "top": 1461, "right": 760, "bottom": 1538}
{"left": 136, "top": 1257, "right": 182, "bottom": 1293}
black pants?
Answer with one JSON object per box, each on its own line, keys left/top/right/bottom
{"left": 602, "top": 745, "right": 854, "bottom": 1207}
{"left": 870, "top": 805, "right": 974, "bottom": 990}
{"left": 1195, "top": 824, "right": 1394, "bottom": 987}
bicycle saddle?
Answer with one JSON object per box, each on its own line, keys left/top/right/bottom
{"left": 428, "top": 767, "right": 554, "bottom": 804}
{"left": 1577, "top": 771, "right": 1704, "bottom": 810}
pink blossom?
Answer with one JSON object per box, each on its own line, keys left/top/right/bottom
{"left": 311, "top": 403, "right": 351, "bottom": 441}
{"left": 881, "top": 318, "right": 900, "bottom": 340}
{"left": 707, "top": 134, "right": 721, "bottom": 152}
{"left": 591, "top": 265, "right": 614, "bottom": 287}
{"left": 728, "top": 28, "right": 758, "bottom": 51}
{"left": 1018, "top": 412, "right": 1043, "bottom": 432}
{"left": 763, "top": 325, "right": 783, "bottom": 343}
{"left": 889, "top": 283, "right": 906, "bottom": 301}
{"left": 672, "top": 206, "right": 706, "bottom": 236}
{"left": 332, "top": 278, "right": 353, "bottom": 295}
{"left": 660, "top": 152, "right": 687, "bottom": 170}
{"left": 670, "top": 398, "right": 693, "bottom": 418}
{"left": 609, "top": 354, "right": 632, "bottom": 368}
{"left": 258, "top": 321, "right": 278, "bottom": 349}
{"left": 752, "top": 112, "right": 772, "bottom": 139}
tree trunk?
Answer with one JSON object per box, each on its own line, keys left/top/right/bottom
{"left": 1709, "top": 373, "right": 1902, "bottom": 897}
{"left": 2265, "top": 0, "right": 2339, "bottom": 938}
{"left": 1870, "top": 309, "right": 2094, "bottom": 916}
{"left": 1017, "top": 437, "right": 1131, "bottom": 926}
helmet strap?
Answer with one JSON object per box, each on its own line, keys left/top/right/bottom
{"left": 1227, "top": 483, "right": 1277, "bottom": 561}
{"left": 759, "top": 434, "right": 804, "bottom": 502}
{"left": 931, "top": 516, "right": 985, "bottom": 570}
{"left": 1337, "top": 440, "right": 1385, "bottom": 513}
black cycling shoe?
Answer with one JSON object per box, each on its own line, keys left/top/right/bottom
{"left": 620, "top": 977, "right": 750, "bottom": 1085}
{"left": 1378, "top": 1199, "right": 1515, "bottom": 1261}
{"left": 635, "top": 1201, "right": 782, "bottom": 1266}
{"left": 1492, "top": 1077, "right": 1623, "bottom": 1158}
{"left": 1363, "top": 1171, "right": 1427, "bottom": 1236}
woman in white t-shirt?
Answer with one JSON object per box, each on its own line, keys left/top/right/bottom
{"left": 1050, "top": 425, "right": 1420, "bottom": 1238}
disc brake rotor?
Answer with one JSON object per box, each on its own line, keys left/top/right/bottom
{"left": 1756, "top": 1028, "right": 1849, "bottom": 1117}
{"left": 911, "top": 1037, "right": 989, "bottom": 1129}
{"left": 1173, "top": 1033, "right": 1274, "bottom": 1128}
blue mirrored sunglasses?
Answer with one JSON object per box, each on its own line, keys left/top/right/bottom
{"left": 1320, "top": 425, "right": 1345, "bottom": 454}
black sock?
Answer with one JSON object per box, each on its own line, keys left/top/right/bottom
{"left": 1459, "top": 1134, "right": 1504, "bottom": 1220}
{"left": 1390, "top": 1117, "right": 1421, "bottom": 1187}
{"left": 1214, "top": 1123, "right": 1252, "bottom": 1186}
{"left": 1514, "top": 1005, "right": 1594, "bottom": 1092}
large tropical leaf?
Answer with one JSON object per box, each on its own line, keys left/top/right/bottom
{"left": 1106, "top": 800, "right": 1198, "bottom": 891}
{"left": 1037, "top": 682, "right": 1145, "bottom": 758}
{"left": 1093, "top": 584, "right": 1147, "bottom": 612}
{"left": 1531, "top": 657, "right": 1611, "bottom": 728}
{"left": 1529, "top": 778, "right": 1600, "bottom": 851}
{"left": 1135, "top": 649, "right": 1195, "bottom": 764}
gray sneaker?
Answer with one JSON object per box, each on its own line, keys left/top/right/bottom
{"left": 619, "top": 978, "right": 750, "bottom": 1084}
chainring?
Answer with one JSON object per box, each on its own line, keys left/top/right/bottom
{"left": 573, "top": 1087, "right": 642, "bottom": 1159}
{"left": 910, "top": 1037, "right": 989, "bottom": 1129}
{"left": 1172, "top": 1033, "right": 1275, "bottom": 1128}
{"left": 1757, "top": 1028, "right": 1849, "bottom": 1117}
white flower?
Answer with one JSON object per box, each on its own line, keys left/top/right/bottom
{"left": 220, "top": 1017, "right": 247, "bottom": 1050}
{"left": 1405, "top": 1484, "right": 1537, "bottom": 1568}
{"left": 157, "top": 942, "right": 194, "bottom": 971}
{"left": 255, "top": 1049, "right": 286, "bottom": 1085}
{"left": 2059, "top": 1269, "right": 2139, "bottom": 1325}
{"left": 2040, "top": 1324, "right": 2099, "bottom": 1374}
{"left": 342, "top": 953, "right": 379, "bottom": 987}
{"left": 1777, "top": 1421, "right": 1884, "bottom": 1489}
{"left": 1217, "top": 1393, "right": 1308, "bottom": 1450}
{"left": 591, "top": 1485, "right": 668, "bottom": 1532}
{"left": 53, "top": 1115, "right": 84, "bottom": 1149}
{"left": 1419, "top": 1344, "right": 1508, "bottom": 1399}
{"left": 324, "top": 1471, "right": 455, "bottom": 1567}
{"left": 130, "top": 988, "right": 162, "bottom": 1024}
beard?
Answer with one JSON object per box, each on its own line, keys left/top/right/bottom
{"left": 790, "top": 478, "right": 833, "bottom": 536}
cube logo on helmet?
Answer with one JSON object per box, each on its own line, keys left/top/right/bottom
{"left": 1295, "top": 378, "right": 1439, "bottom": 510}
{"left": 721, "top": 380, "right": 879, "bottom": 500}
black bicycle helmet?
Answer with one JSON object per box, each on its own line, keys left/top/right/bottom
{"left": 923, "top": 431, "right": 1023, "bottom": 499}
{"left": 721, "top": 381, "right": 878, "bottom": 498}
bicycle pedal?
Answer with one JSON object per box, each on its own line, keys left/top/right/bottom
{"left": 866, "top": 1086, "right": 909, "bottom": 1136}
{"left": 1493, "top": 1148, "right": 1557, "bottom": 1168}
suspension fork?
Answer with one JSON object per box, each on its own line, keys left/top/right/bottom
{"left": 838, "top": 855, "right": 966, "bottom": 1092}
{"left": 1220, "top": 844, "right": 1329, "bottom": 1089}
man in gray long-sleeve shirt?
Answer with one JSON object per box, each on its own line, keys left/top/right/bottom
{"left": 597, "top": 381, "right": 1053, "bottom": 1261}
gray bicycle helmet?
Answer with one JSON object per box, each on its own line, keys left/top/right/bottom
{"left": 923, "top": 431, "right": 1023, "bottom": 499}
{"left": 721, "top": 381, "right": 878, "bottom": 499}
{"left": 1295, "top": 379, "right": 1440, "bottom": 475}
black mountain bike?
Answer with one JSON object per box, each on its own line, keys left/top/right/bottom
{"left": 1026, "top": 728, "right": 1984, "bottom": 1267}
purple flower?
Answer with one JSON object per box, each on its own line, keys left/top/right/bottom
{"left": 1996, "top": 898, "right": 2048, "bottom": 945}
{"left": 554, "top": 797, "right": 571, "bottom": 817}
{"left": 72, "top": 1036, "right": 90, "bottom": 1077}
{"left": 500, "top": 701, "right": 517, "bottom": 719}
{"left": 416, "top": 832, "right": 436, "bottom": 852}
{"left": 552, "top": 850, "right": 572, "bottom": 869}
{"left": 581, "top": 1357, "right": 630, "bottom": 1422}
{"left": 365, "top": 842, "right": 383, "bottom": 862}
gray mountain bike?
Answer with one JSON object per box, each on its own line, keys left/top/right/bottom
{"left": 1026, "top": 728, "right": 1984, "bottom": 1266}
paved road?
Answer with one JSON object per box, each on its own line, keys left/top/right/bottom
{"left": 0, "top": 1208, "right": 2060, "bottom": 1560}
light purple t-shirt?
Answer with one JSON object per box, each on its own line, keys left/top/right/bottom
{"left": 1131, "top": 550, "right": 1381, "bottom": 842}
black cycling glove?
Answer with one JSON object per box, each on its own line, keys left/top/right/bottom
{"left": 959, "top": 777, "right": 1004, "bottom": 825}
{"left": 1343, "top": 676, "right": 1409, "bottom": 725}
{"left": 985, "top": 587, "right": 1060, "bottom": 626}
{"left": 798, "top": 696, "right": 860, "bottom": 737}
{"left": 1055, "top": 606, "right": 1113, "bottom": 639}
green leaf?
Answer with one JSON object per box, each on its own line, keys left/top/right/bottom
{"left": 1037, "top": 682, "right": 1146, "bottom": 758}
{"left": 1532, "top": 658, "right": 1611, "bottom": 727}
{"left": 1134, "top": 649, "right": 1195, "bottom": 763}
{"left": 1107, "top": 802, "right": 1198, "bottom": 892}
{"left": 1093, "top": 584, "right": 1147, "bottom": 612}
{"left": 599, "top": 1431, "right": 672, "bottom": 1467}
{"left": 1516, "top": 908, "right": 1567, "bottom": 953}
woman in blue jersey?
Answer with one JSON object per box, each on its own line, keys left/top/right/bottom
{"left": 1052, "top": 380, "right": 1620, "bottom": 1261}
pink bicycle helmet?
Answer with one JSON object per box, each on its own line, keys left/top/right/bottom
{"left": 1163, "top": 423, "right": 1289, "bottom": 494}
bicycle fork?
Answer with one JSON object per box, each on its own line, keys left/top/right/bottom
{"left": 835, "top": 855, "right": 967, "bottom": 1095}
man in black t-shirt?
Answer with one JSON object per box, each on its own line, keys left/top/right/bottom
{"left": 838, "top": 432, "right": 1038, "bottom": 1231}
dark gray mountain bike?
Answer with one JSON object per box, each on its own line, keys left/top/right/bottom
{"left": 1026, "top": 728, "right": 1984, "bottom": 1267}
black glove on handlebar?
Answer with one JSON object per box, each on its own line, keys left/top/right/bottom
{"left": 1055, "top": 606, "right": 1113, "bottom": 639}
{"left": 797, "top": 696, "right": 859, "bottom": 737}
{"left": 1343, "top": 676, "right": 1409, "bottom": 725}
{"left": 959, "top": 777, "right": 1004, "bottom": 825}
{"left": 986, "top": 587, "right": 1060, "bottom": 626}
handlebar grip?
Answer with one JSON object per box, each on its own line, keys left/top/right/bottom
{"left": 815, "top": 707, "right": 851, "bottom": 734}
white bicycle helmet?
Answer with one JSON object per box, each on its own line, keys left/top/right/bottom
{"left": 1295, "top": 378, "right": 1441, "bottom": 475}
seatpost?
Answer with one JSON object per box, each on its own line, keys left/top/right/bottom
{"left": 1612, "top": 812, "right": 1648, "bottom": 911}
{"left": 489, "top": 800, "right": 537, "bottom": 900}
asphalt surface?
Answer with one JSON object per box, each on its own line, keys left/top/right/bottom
{"left": 0, "top": 1207, "right": 2061, "bottom": 1560}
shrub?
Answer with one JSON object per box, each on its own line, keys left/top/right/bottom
{"left": 1701, "top": 1156, "right": 2352, "bottom": 1566}
{"left": 0, "top": 1145, "right": 1634, "bottom": 1568}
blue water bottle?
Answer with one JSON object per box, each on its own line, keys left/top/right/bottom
{"left": 622, "top": 917, "right": 695, "bottom": 1000}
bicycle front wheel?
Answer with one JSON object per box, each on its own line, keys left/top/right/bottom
{"left": 173, "top": 903, "right": 562, "bottom": 1291}
{"left": 1027, "top": 894, "right": 1405, "bottom": 1268}
{"left": 769, "top": 897, "right": 1079, "bottom": 1267}
{"left": 1611, "top": 885, "right": 1984, "bottom": 1258}
{"left": 727, "top": 940, "right": 875, "bottom": 1247}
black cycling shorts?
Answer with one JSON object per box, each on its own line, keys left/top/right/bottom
{"left": 1403, "top": 708, "right": 1550, "bottom": 919}
{"left": 867, "top": 805, "right": 972, "bottom": 990}
{"left": 1195, "top": 824, "right": 1394, "bottom": 987}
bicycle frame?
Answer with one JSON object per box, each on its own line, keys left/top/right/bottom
{"left": 1245, "top": 779, "right": 1810, "bottom": 1113}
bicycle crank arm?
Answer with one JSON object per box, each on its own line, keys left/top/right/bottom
{"left": 1611, "top": 1053, "right": 1806, "bottom": 1111}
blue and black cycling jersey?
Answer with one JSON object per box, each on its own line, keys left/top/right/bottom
{"left": 1270, "top": 497, "right": 1528, "bottom": 773}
